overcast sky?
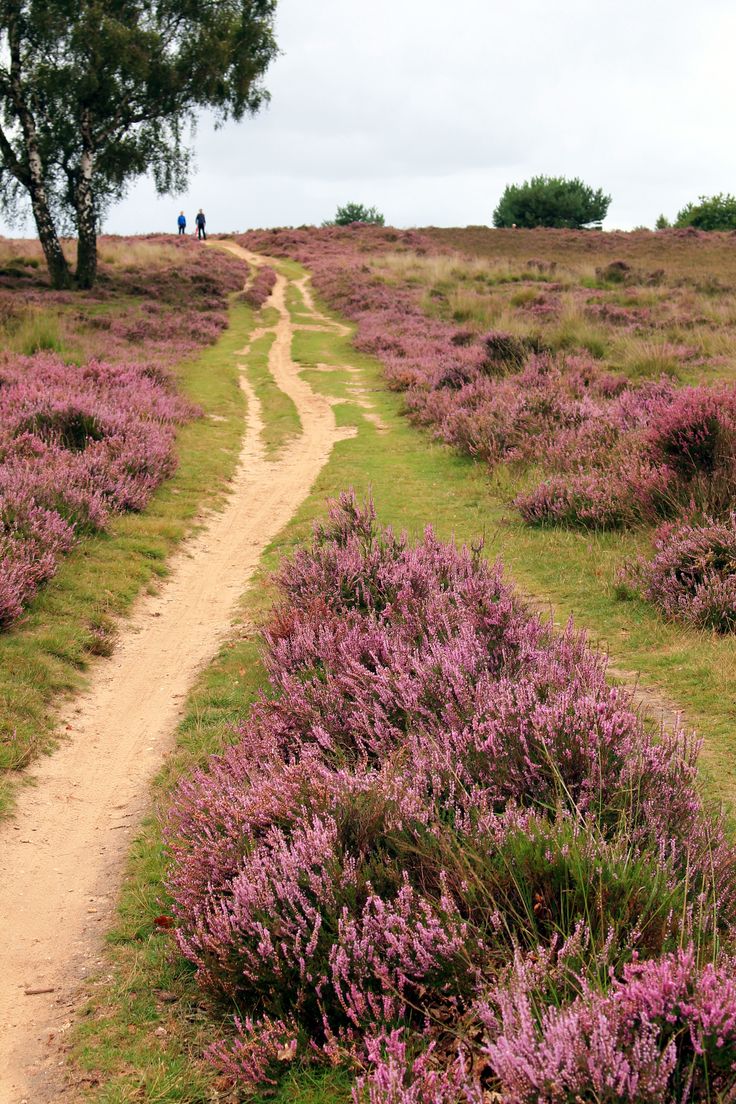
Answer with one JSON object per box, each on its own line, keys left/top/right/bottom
{"left": 8, "top": 0, "right": 736, "bottom": 235}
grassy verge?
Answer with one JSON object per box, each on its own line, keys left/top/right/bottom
{"left": 0, "top": 299, "right": 253, "bottom": 816}
{"left": 71, "top": 257, "right": 736, "bottom": 1103}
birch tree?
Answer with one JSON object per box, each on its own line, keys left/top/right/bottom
{"left": 0, "top": 0, "right": 278, "bottom": 288}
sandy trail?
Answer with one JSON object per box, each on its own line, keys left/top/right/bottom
{"left": 0, "top": 244, "right": 353, "bottom": 1103}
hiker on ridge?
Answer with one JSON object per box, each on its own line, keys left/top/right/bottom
{"left": 177, "top": 211, "right": 186, "bottom": 235}
{"left": 195, "top": 209, "right": 207, "bottom": 240}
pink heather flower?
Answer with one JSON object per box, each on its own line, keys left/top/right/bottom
{"left": 621, "top": 515, "right": 736, "bottom": 632}
{"left": 166, "top": 492, "right": 736, "bottom": 1099}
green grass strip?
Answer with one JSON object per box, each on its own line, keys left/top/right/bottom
{"left": 243, "top": 328, "right": 301, "bottom": 454}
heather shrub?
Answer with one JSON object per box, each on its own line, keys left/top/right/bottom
{"left": 241, "top": 265, "right": 277, "bottom": 309}
{"left": 646, "top": 386, "right": 736, "bottom": 480}
{"left": 168, "top": 495, "right": 736, "bottom": 1098}
{"left": 0, "top": 357, "right": 191, "bottom": 620}
{"left": 0, "top": 239, "right": 246, "bottom": 626}
{"left": 622, "top": 516, "right": 736, "bottom": 632}
{"left": 514, "top": 473, "right": 629, "bottom": 529}
{"left": 353, "top": 1032, "right": 480, "bottom": 1104}
{"left": 171, "top": 760, "right": 481, "bottom": 1034}
{"left": 0, "top": 496, "right": 74, "bottom": 624}
{"left": 483, "top": 947, "right": 736, "bottom": 1102}
{"left": 479, "top": 330, "right": 542, "bottom": 374}
{"left": 171, "top": 752, "right": 728, "bottom": 1079}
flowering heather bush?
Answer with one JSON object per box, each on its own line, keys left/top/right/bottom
{"left": 0, "top": 237, "right": 246, "bottom": 626}
{"left": 167, "top": 494, "right": 736, "bottom": 1100}
{"left": 483, "top": 946, "right": 736, "bottom": 1103}
{"left": 0, "top": 354, "right": 192, "bottom": 623}
{"left": 241, "top": 265, "right": 277, "bottom": 309}
{"left": 515, "top": 461, "right": 677, "bottom": 531}
{"left": 353, "top": 1032, "right": 480, "bottom": 1104}
{"left": 0, "top": 497, "right": 74, "bottom": 625}
{"left": 622, "top": 515, "right": 736, "bottom": 631}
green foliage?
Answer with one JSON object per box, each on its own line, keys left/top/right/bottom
{"left": 329, "top": 202, "right": 385, "bottom": 227}
{"left": 655, "top": 213, "right": 671, "bottom": 230}
{"left": 493, "top": 175, "right": 611, "bottom": 229}
{"left": 675, "top": 193, "right": 736, "bottom": 231}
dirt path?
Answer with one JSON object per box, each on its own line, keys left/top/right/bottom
{"left": 0, "top": 245, "right": 353, "bottom": 1103}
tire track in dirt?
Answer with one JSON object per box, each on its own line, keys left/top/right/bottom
{"left": 0, "top": 243, "right": 354, "bottom": 1103}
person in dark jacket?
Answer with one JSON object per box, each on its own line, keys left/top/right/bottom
{"left": 177, "top": 211, "right": 186, "bottom": 235}
{"left": 195, "top": 209, "right": 206, "bottom": 240}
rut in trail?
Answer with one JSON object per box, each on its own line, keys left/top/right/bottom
{"left": 0, "top": 243, "right": 355, "bottom": 1104}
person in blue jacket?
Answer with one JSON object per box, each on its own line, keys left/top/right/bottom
{"left": 195, "top": 209, "right": 207, "bottom": 240}
{"left": 177, "top": 211, "right": 186, "bottom": 235}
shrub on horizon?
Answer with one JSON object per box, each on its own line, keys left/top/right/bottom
{"left": 675, "top": 193, "right": 736, "bottom": 231}
{"left": 326, "top": 202, "right": 386, "bottom": 227}
{"left": 493, "top": 176, "right": 611, "bottom": 229}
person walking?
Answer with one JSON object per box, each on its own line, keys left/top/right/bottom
{"left": 195, "top": 209, "right": 207, "bottom": 240}
{"left": 177, "top": 211, "right": 187, "bottom": 235}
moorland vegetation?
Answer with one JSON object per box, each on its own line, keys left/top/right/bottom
{"left": 242, "top": 224, "right": 736, "bottom": 634}
{"left": 4, "top": 216, "right": 736, "bottom": 1103}
{"left": 0, "top": 235, "right": 245, "bottom": 627}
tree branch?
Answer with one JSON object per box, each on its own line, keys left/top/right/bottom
{"left": 0, "top": 118, "right": 28, "bottom": 184}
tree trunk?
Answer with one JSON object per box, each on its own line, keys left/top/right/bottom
{"left": 74, "top": 133, "right": 96, "bottom": 289}
{"left": 2, "top": 11, "right": 72, "bottom": 290}
{"left": 29, "top": 185, "right": 72, "bottom": 290}
{"left": 75, "top": 207, "right": 97, "bottom": 290}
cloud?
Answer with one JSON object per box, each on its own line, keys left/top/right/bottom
{"left": 4, "top": 0, "right": 736, "bottom": 234}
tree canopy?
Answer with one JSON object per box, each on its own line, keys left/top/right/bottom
{"left": 674, "top": 194, "right": 736, "bottom": 232}
{"left": 328, "top": 202, "right": 385, "bottom": 227}
{"left": 493, "top": 176, "right": 611, "bottom": 230}
{"left": 0, "top": 0, "right": 279, "bottom": 287}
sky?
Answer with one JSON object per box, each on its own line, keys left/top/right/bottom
{"left": 7, "top": 0, "right": 736, "bottom": 235}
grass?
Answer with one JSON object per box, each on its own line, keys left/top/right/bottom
{"left": 242, "top": 327, "right": 301, "bottom": 454}
{"left": 7, "top": 308, "right": 67, "bottom": 355}
{"left": 371, "top": 230, "right": 736, "bottom": 387}
{"left": 426, "top": 226, "right": 736, "bottom": 285}
{"left": 71, "top": 250, "right": 736, "bottom": 1102}
{"left": 0, "top": 299, "right": 253, "bottom": 815}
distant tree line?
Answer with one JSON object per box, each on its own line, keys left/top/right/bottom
{"left": 490, "top": 177, "right": 736, "bottom": 234}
